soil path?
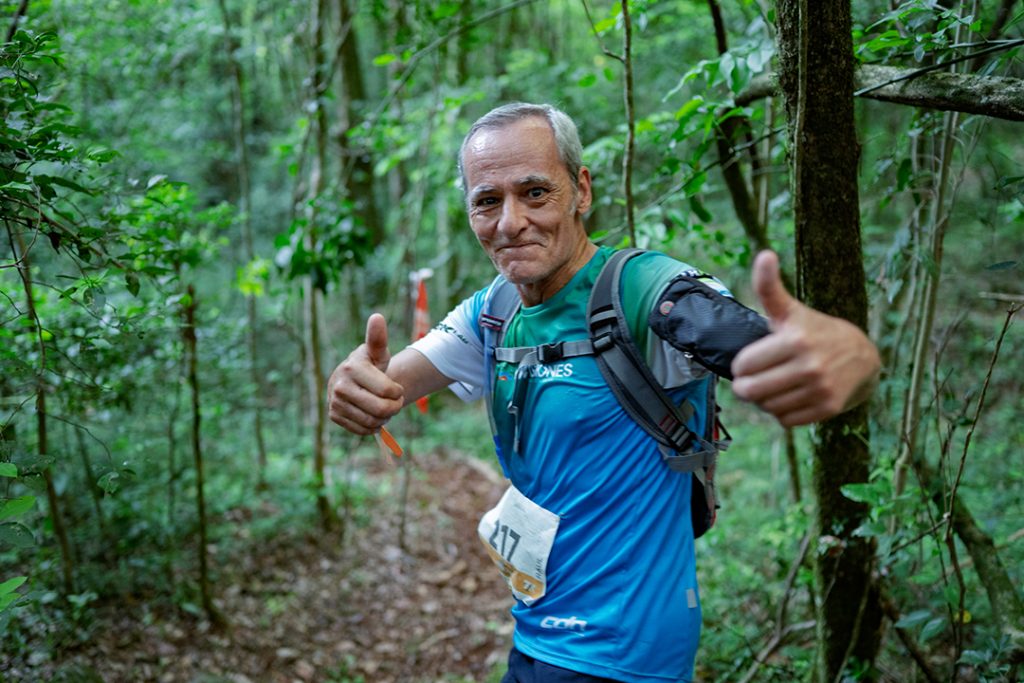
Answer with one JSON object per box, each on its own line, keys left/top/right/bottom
{"left": 31, "top": 451, "right": 513, "bottom": 683}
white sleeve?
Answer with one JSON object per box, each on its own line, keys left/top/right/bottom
{"left": 409, "top": 292, "right": 486, "bottom": 402}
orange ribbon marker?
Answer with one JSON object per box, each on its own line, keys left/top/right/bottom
{"left": 375, "top": 426, "right": 403, "bottom": 459}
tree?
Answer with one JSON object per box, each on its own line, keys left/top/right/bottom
{"left": 774, "top": 0, "right": 882, "bottom": 678}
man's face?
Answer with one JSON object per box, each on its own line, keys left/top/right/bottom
{"left": 462, "top": 117, "right": 593, "bottom": 305}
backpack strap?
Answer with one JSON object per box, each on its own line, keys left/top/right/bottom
{"left": 480, "top": 275, "right": 521, "bottom": 477}
{"left": 586, "top": 248, "right": 717, "bottom": 473}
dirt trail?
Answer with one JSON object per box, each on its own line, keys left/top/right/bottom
{"left": 21, "top": 451, "right": 513, "bottom": 683}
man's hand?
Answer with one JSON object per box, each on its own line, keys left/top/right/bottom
{"left": 730, "top": 251, "right": 880, "bottom": 427}
{"left": 328, "top": 313, "right": 406, "bottom": 435}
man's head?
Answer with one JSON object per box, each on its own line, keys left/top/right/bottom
{"left": 459, "top": 103, "right": 595, "bottom": 306}
{"left": 457, "top": 103, "right": 584, "bottom": 195}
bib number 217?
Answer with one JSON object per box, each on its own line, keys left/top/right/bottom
{"left": 477, "top": 485, "right": 559, "bottom": 605}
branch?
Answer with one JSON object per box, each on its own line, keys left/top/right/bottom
{"left": 971, "top": 0, "right": 1021, "bottom": 71}
{"left": 879, "top": 585, "right": 944, "bottom": 683}
{"left": 581, "top": 0, "right": 625, "bottom": 63}
{"left": 6, "top": 0, "right": 29, "bottom": 42}
{"left": 737, "top": 63, "right": 1024, "bottom": 121}
{"left": 366, "top": 0, "right": 540, "bottom": 126}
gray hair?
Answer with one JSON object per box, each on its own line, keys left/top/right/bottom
{"left": 457, "top": 102, "right": 583, "bottom": 193}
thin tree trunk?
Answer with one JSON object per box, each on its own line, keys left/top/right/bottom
{"left": 182, "top": 284, "right": 223, "bottom": 626}
{"left": 774, "top": 1, "right": 882, "bottom": 679}
{"left": 165, "top": 370, "right": 182, "bottom": 590}
{"left": 307, "top": 0, "right": 336, "bottom": 532}
{"left": 337, "top": 0, "right": 383, "bottom": 246}
{"left": 7, "top": 223, "right": 74, "bottom": 595}
{"left": 216, "top": 0, "right": 269, "bottom": 490}
{"left": 5, "top": 0, "right": 29, "bottom": 42}
{"left": 621, "top": 0, "right": 636, "bottom": 245}
{"left": 72, "top": 428, "right": 107, "bottom": 541}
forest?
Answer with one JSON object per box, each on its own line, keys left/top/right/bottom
{"left": 1, "top": 0, "right": 1022, "bottom": 681}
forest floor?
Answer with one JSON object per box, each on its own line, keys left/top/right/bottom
{"left": 10, "top": 450, "right": 514, "bottom": 683}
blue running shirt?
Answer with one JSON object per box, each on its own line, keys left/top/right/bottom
{"left": 411, "top": 248, "right": 728, "bottom": 683}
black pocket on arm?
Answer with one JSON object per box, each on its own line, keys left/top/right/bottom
{"left": 648, "top": 276, "right": 771, "bottom": 380}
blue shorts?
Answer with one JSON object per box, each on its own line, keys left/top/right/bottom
{"left": 500, "top": 648, "right": 623, "bottom": 683}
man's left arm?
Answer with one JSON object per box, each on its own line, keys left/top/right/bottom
{"left": 730, "top": 250, "right": 881, "bottom": 427}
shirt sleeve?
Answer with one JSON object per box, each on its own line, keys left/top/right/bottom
{"left": 622, "top": 251, "right": 735, "bottom": 389}
{"left": 409, "top": 288, "right": 487, "bottom": 402}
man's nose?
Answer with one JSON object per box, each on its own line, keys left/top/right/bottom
{"left": 497, "top": 198, "right": 528, "bottom": 236}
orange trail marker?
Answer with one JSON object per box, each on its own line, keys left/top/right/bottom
{"left": 375, "top": 426, "right": 403, "bottom": 458}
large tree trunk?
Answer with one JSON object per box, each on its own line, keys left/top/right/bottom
{"left": 774, "top": 2, "right": 882, "bottom": 679}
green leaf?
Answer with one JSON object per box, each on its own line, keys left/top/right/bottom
{"left": 682, "top": 171, "right": 706, "bottom": 197}
{"left": 577, "top": 73, "right": 597, "bottom": 88}
{"left": 124, "top": 272, "right": 141, "bottom": 297}
{"left": 0, "top": 576, "right": 26, "bottom": 596}
{"left": 0, "top": 523, "right": 34, "bottom": 549}
{"left": 593, "top": 16, "right": 617, "bottom": 33}
{"left": 674, "top": 96, "right": 704, "bottom": 124}
{"left": 0, "top": 496, "right": 35, "bottom": 521}
{"left": 894, "top": 609, "right": 931, "bottom": 630}
{"left": 853, "top": 519, "right": 887, "bottom": 538}
{"left": 689, "top": 196, "right": 713, "bottom": 223}
{"left": 985, "top": 261, "right": 1017, "bottom": 271}
{"left": 373, "top": 53, "right": 398, "bottom": 67}
{"left": 34, "top": 174, "right": 93, "bottom": 195}
{"left": 0, "top": 575, "right": 26, "bottom": 611}
{"left": 919, "top": 616, "right": 946, "bottom": 643}
{"left": 97, "top": 471, "right": 120, "bottom": 494}
{"left": 431, "top": 2, "right": 460, "bottom": 20}
{"left": 0, "top": 463, "right": 16, "bottom": 478}
{"left": 958, "top": 650, "right": 989, "bottom": 666}
{"left": 840, "top": 482, "right": 885, "bottom": 505}
{"left": 896, "top": 158, "right": 913, "bottom": 191}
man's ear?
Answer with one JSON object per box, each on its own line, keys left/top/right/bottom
{"left": 575, "top": 166, "right": 593, "bottom": 215}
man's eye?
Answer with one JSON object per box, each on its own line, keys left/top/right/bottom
{"left": 476, "top": 197, "right": 498, "bottom": 207}
{"left": 527, "top": 187, "right": 548, "bottom": 199}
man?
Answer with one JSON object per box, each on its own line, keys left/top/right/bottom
{"left": 328, "top": 103, "right": 880, "bottom": 682}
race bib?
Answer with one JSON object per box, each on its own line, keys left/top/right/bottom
{"left": 477, "top": 485, "right": 560, "bottom": 605}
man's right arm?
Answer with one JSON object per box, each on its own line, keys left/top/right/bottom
{"left": 327, "top": 314, "right": 452, "bottom": 436}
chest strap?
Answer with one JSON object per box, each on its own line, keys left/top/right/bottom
{"left": 493, "top": 339, "right": 596, "bottom": 366}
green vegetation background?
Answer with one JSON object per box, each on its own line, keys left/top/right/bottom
{"left": 1, "top": 0, "right": 1022, "bottom": 681}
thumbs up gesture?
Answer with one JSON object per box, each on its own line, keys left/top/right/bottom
{"left": 730, "top": 251, "right": 880, "bottom": 427}
{"left": 328, "top": 313, "right": 406, "bottom": 435}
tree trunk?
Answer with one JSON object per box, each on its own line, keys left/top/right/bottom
{"left": 307, "top": 0, "right": 336, "bottom": 532}
{"left": 337, "top": 0, "right": 383, "bottom": 246}
{"left": 182, "top": 284, "right": 223, "bottom": 626}
{"left": 216, "top": 0, "right": 269, "bottom": 490}
{"left": 774, "top": 1, "right": 882, "bottom": 679}
{"left": 7, "top": 223, "right": 74, "bottom": 596}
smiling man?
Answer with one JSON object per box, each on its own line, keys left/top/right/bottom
{"left": 328, "top": 102, "right": 880, "bottom": 682}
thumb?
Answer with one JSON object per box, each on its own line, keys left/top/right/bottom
{"left": 752, "top": 250, "right": 797, "bottom": 324}
{"left": 364, "top": 313, "right": 390, "bottom": 370}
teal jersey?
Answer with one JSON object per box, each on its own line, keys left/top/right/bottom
{"left": 412, "top": 247, "right": 717, "bottom": 682}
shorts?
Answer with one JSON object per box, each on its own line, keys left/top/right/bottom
{"left": 500, "top": 648, "right": 623, "bottom": 683}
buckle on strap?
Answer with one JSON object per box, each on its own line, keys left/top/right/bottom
{"left": 661, "top": 442, "right": 717, "bottom": 473}
{"left": 537, "top": 342, "right": 564, "bottom": 364}
{"left": 592, "top": 332, "right": 614, "bottom": 353}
